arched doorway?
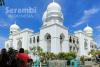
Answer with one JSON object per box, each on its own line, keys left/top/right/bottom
{"left": 84, "top": 40, "right": 88, "bottom": 50}
{"left": 17, "top": 40, "right": 22, "bottom": 50}
{"left": 60, "top": 33, "right": 65, "bottom": 52}
{"left": 45, "top": 33, "right": 51, "bottom": 52}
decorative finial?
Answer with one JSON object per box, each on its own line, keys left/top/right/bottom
{"left": 14, "top": 21, "right": 16, "bottom": 24}
{"left": 87, "top": 24, "right": 89, "bottom": 27}
{"left": 53, "top": 0, "right": 55, "bottom": 2}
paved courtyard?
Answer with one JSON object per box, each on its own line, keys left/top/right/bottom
{"left": 82, "top": 61, "right": 100, "bottom": 67}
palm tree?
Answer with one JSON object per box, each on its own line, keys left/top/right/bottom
{"left": 37, "top": 46, "right": 43, "bottom": 55}
{"left": 32, "top": 46, "right": 36, "bottom": 55}
{"left": 88, "top": 49, "right": 96, "bottom": 57}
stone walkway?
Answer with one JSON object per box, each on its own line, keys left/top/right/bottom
{"left": 93, "top": 64, "right": 100, "bottom": 67}
{"left": 92, "top": 63, "right": 100, "bottom": 67}
{"left": 83, "top": 61, "right": 100, "bottom": 67}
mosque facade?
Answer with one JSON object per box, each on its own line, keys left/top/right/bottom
{"left": 5, "top": 1, "right": 97, "bottom": 56}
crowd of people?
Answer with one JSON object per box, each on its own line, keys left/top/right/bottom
{"left": 96, "top": 54, "right": 100, "bottom": 63}
{"left": 0, "top": 48, "right": 33, "bottom": 67}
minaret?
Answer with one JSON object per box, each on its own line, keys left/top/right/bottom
{"left": 10, "top": 22, "right": 20, "bottom": 35}
{"left": 40, "top": 1, "right": 69, "bottom": 53}
{"left": 84, "top": 25, "right": 93, "bottom": 37}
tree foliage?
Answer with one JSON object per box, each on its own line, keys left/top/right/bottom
{"left": 30, "top": 46, "right": 76, "bottom": 63}
{"left": 88, "top": 49, "right": 100, "bottom": 57}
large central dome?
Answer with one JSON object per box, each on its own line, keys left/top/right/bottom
{"left": 47, "top": 2, "right": 61, "bottom": 11}
{"left": 42, "top": 1, "right": 63, "bottom": 26}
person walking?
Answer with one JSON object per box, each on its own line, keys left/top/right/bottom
{"left": 0, "top": 48, "right": 9, "bottom": 67}
{"left": 16, "top": 48, "right": 30, "bottom": 67}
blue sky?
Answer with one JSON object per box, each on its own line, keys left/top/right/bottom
{"left": 0, "top": 0, "right": 100, "bottom": 48}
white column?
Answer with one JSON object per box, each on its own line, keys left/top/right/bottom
{"left": 51, "top": 37, "right": 60, "bottom": 54}
{"left": 62, "top": 40, "right": 69, "bottom": 52}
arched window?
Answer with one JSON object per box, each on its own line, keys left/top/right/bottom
{"left": 92, "top": 45, "right": 93, "bottom": 48}
{"left": 45, "top": 33, "right": 51, "bottom": 52}
{"left": 60, "top": 34, "right": 65, "bottom": 43}
{"left": 73, "top": 38, "right": 75, "bottom": 44}
{"left": 77, "top": 39, "right": 79, "bottom": 44}
{"left": 70, "top": 46, "right": 72, "bottom": 51}
{"left": 17, "top": 40, "right": 22, "bottom": 50}
{"left": 10, "top": 31, "right": 13, "bottom": 34}
{"left": 46, "top": 35, "right": 51, "bottom": 40}
{"left": 84, "top": 40, "right": 88, "bottom": 49}
{"left": 73, "top": 47, "right": 75, "bottom": 51}
{"left": 33, "top": 37, "right": 35, "bottom": 43}
{"left": 69, "top": 36, "right": 72, "bottom": 43}
{"left": 37, "top": 36, "right": 39, "bottom": 43}
{"left": 60, "top": 33, "right": 65, "bottom": 52}
{"left": 30, "top": 38, "right": 32, "bottom": 44}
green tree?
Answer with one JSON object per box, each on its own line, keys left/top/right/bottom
{"left": 65, "top": 52, "right": 76, "bottom": 60}
{"left": 37, "top": 46, "right": 43, "bottom": 55}
{"left": 80, "top": 56, "right": 85, "bottom": 65}
{"left": 57, "top": 52, "right": 66, "bottom": 60}
{"left": 57, "top": 52, "right": 76, "bottom": 60}
{"left": 32, "top": 46, "right": 36, "bottom": 55}
{"left": 88, "top": 49, "right": 100, "bottom": 57}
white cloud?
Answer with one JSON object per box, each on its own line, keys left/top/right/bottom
{"left": 0, "top": 19, "right": 10, "bottom": 28}
{"left": 95, "top": 25, "right": 100, "bottom": 29}
{"left": 94, "top": 25, "right": 100, "bottom": 32}
{"left": 0, "top": 36, "right": 7, "bottom": 48}
{"left": 73, "top": 8, "right": 100, "bottom": 27}
{"left": 84, "top": 8, "right": 99, "bottom": 16}
{"left": 0, "top": 11, "right": 15, "bottom": 28}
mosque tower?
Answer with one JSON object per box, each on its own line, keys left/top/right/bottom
{"left": 9, "top": 22, "right": 20, "bottom": 39}
{"left": 10, "top": 22, "right": 20, "bottom": 35}
{"left": 40, "top": 0, "right": 69, "bottom": 53}
{"left": 42, "top": 0, "right": 64, "bottom": 26}
{"left": 84, "top": 25, "right": 93, "bottom": 37}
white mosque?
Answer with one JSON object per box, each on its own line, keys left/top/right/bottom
{"left": 5, "top": 1, "right": 97, "bottom": 56}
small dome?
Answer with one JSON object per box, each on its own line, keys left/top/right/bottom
{"left": 47, "top": 2, "right": 61, "bottom": 11}
{"left": 10, "top": 23, "right": 20, "bottom": 30}
{"left": 84, "top": 25, "right": 93, "bottom": 33}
